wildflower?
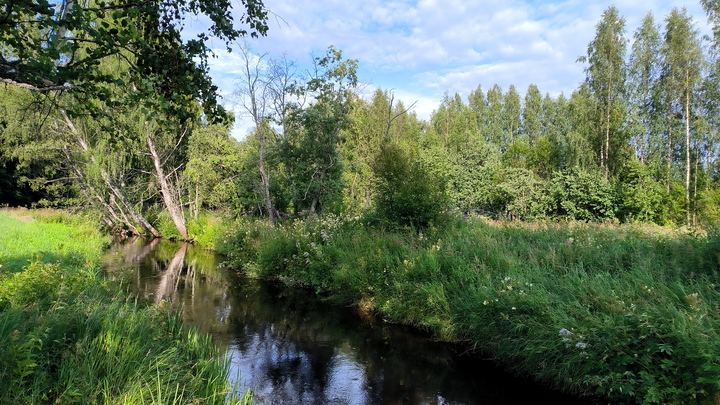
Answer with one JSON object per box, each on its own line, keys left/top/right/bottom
{"left": 511, "top": 307, "right": 516, "bottom": 310}
{"left": 575, "top": 342, "right": 588, "bottom": 349}
{"left": 303, "top": 251, "right": 310, "bottom": 257}
{"left": 483, "top": 300, "right": 490, "bottom": 306}
{"left": 559, "top": 328, "right": 573, "bottom": 337}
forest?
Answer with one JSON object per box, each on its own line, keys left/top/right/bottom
{"left": 2, "top": 3, "right": 720, "bottom": 232}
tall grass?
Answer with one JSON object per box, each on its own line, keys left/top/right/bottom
{"left": 219, "top": 215, "right": 720, "bottom": 404}
{"left": 0, "top": 210, "right": 250, "bottom": 404}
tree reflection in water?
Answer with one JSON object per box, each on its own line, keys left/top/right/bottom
{"left": 104, "top": 238, "right": 596, "bottom": 405}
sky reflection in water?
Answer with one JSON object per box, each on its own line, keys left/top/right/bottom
{"left": 104, "top": 237, "right": 596, "bottom": 405}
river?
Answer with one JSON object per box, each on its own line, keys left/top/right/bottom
{"left": 104, "top": 237, "right": 597, "bottom": 405}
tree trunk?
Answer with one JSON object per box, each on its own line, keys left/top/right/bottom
{"left": 605, "top": 88, "right": 611, "bottom": 178}
{"left": 257, "top": 123, "right": 275, "bottom": 226}
{"left": 147, "top": 134, "right": 188, "bottom": 240}
{"left": 62, "top": 145, "right": 127, "bottom": 233}
{"left": 667, "top": 112, "right": 673, "bottom": 195}
{"left": 685, "top": 82, "right": 691, "bottom": 227}
{"left": 61, "top": 109, "right": 161, "bottom": 237}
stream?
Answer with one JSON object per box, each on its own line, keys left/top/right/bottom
{"left": 104, "top": 237, "right": 596, "bottom": 405}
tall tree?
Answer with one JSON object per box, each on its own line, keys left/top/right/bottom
{"left": 628, "top": 12, "right": 662, "bottom": 166}
{"left": 467, "top": 85, "right": 486, "bottom": 135}
{"left": 523, "top": 84, "right": 543, "bottom": 146}
{"left": 234, "top": 43, "right": 277, "bottom": 225}
{"left": 432, "top": 93, "right": 472, "bottom": 151}
{"left": 661, "top": 8, "right": 704, "bottom": 225}
{"left": 700, "top": 0, "right": 720, "bottom": 53}
{"left": 502, "top": 85, "right": 522, "bottom": 144}
{"left": 485, "top": 84, "right": 504, "bottom": 149}
{"left": 580, "top": 6, "right": 628, "bottom": 177}
{"left": 282, "top": 46, "right": 358, "bottom": 214}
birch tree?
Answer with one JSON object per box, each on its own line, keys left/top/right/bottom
{"left": 661, "top": 8, "right": 704, "bottom": 225}
{"left": 580, "top": 6, "right": 628, "bottom": 177}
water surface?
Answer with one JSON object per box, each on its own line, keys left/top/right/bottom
{"left": 104, "top": 237, "right": 596, "bottom": 405}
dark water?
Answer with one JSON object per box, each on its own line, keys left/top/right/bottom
{"left": 104, "top": 238, "right": 597, "bottom": 405}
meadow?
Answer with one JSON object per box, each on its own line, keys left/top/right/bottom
{"left": 219, "top": 215, "right": 720, "bottom": 405}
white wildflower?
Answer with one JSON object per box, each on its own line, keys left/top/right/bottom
{"left": 558, "top": 328, "right": 573, "bottom": 337}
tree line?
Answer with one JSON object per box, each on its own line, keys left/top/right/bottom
{"left": 229, "top": 4, "right": 720, "bottom": 228}
{"left": 3, "top": 2, "right": 720, "bottom": 237}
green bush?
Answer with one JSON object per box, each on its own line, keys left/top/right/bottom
{"left": 373, "top": 143, "right": 448, "bottom": 228}
{"left": 534, "top": 169, "right": 617, "bottom": 221}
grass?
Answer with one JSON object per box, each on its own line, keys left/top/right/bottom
{"left": 218, "top": 214, "right": 720, "bottom": 405}
{"left": 0, "top": 209, "right": 251, "bottom": 405}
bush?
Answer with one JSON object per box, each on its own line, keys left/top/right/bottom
{"left": 372, "top": 143, "right": 448, "bottom": 228}
{"left": 534, "top": 169, "right": 617, "bottom": 221}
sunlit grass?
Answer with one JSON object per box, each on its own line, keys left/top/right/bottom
{"left": 0, "top": 209, "right": 251, "bottom": 404}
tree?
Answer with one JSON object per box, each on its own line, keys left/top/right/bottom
{"left": 341, "top": 89, "right": 420, "bottom": 213}
{"left": 523, "top": 84, "right": 543, "bottom": 146}
{"left": 432, "top": 92, "right": 473, "bottom": 151}
{"left": 627, "top": 12, "right": 662, "bottom": 166}
{"left": 0, "top": 0, "right": 269, "bottom": 122}
{"left": 281, "top": 46, "right": 358, "bottom": 214}
{"left": 661, "top": 8, "right": 704, "bottom": 225}
{"left": 233, "top": 43, "right": 277, "bottom": 225}
{"left": 183, "top": 124, "right": 243, "bottom": 215}
{"left": 372, "top": 142, "right": 447, "bottom": 228}
{"left": 580, "top": 6, "right": 628, "bottom": 177}
{"left": 700, "top": 0, "right": 720, "bottom": 53}
{"left": 467, "top": 85, "right": 486, "bottom": 135}
{"left": 485, "top": 84, "right": 504, "bottom": 149}
{"left": 502, "top": 84, "right": 522, "bottom": 144}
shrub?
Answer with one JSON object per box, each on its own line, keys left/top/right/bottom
{"left": 372, "top": 143, "right": 448, "bottom": 228}
{"left": 534, "top": 169, "right": 617, "bottom": 221}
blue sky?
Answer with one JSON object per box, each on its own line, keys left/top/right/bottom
{"left": 197, "top": 0, "right": 712, "bottom": 138}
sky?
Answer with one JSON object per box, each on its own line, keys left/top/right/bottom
{"left": 193, "top": 0, "right": 712, "bottom": 139}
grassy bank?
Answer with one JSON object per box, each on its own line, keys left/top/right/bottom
{"left": 0, "top": 209, "right": 250, "bottom": 404}
{"left": 219, "top": 215, "right": 720, "bottom": 405}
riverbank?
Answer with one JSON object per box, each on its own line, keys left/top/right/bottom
{"left": 219, "top": 215, "right": 720, "bottom": 405}
{"left": 0, "top": 209, "right": 250, "bottom": 404}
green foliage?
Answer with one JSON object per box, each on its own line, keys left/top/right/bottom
{"left": 492, "top": 167, "right": 541, "bottom": 219}
{"left": 373, "top": 143, "right": 448, "bottom": 228}
{"left": 279, "top": 47, "right": 358, "bottom": 215}
{"left": 616, "top": 160, "right": 668, "bottom": 223}
{"left": 1, "top": 0, "right": 268, "bottom": 122}
{"left": 534, "top": 170, "right": 617, "bottom": 221}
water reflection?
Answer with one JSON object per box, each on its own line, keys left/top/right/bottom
{"left": 104, "top": 238, "right": 596, "bottom": 405}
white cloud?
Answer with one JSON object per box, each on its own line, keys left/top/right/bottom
{"left": 202, "top": 0, "right": 714, "bottom": 132}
